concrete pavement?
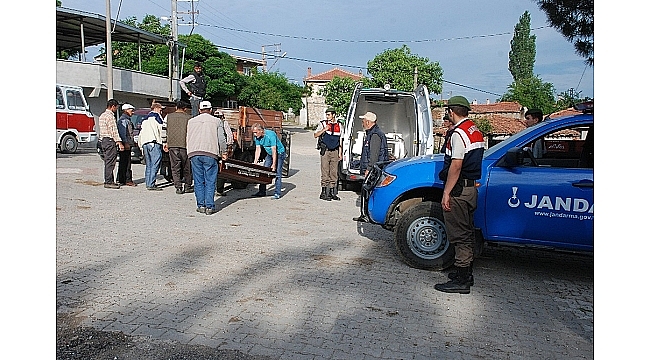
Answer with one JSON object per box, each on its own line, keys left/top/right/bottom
{"left": 56, "top": 123, "right": 593, "bottom": 359}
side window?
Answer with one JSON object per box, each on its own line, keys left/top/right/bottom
{"left": 56, "top": 87, "right": 65, "bottom": 109}
{"left": 66, "top": 90, "right": 86, "bottom": 111}
{"left": 524, "top": 124, "right": 593, "bottom": 169}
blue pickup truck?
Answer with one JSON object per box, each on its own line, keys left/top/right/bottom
{"left": 360, "top": 103, "right": 594, "bottom": 270}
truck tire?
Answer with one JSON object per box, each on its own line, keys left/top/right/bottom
{"left": 60, "top": 134, "right": 78, "bottom": 154}
{"left": 394, "top": 201, "right": 454, "bottom": 270}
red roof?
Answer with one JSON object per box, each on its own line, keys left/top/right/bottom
{"left": 547, "top": 107, "right": 581, "bottom": 119}
{"left": 305, "top": 68, "right": 363, "bottom": 82}
{"left": 482, "top": 114, "right": 527, "bottom": 135}
{"left": 470, "top": 101, "right": 522, "bottom": 114}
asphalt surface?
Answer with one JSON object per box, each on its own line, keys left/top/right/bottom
{"left": 56, "top": 123, "right": 594, "bottom": 359}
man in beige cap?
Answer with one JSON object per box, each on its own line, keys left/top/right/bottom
{"left": 353, "top": 111, "right": 388, "bottom": 222}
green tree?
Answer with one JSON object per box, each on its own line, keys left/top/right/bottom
{"left": 366, "top": 45, "right": 443, "bottom": 94}
{"left": 238, "top": 69, "right": 306, "bottom": 112}
{"left": 509, "top": 11, "right": 536, "bottom": 82}
{"left": 473, "top": 117, "right": 493, "bottom": 136}
{"left": 56, "top": 0, "right": 61, "bottom": 6}
{"left": 320, "top": 76, "right": 370, "bottom": 117}
{"left": 537, "top": 0, "right": 593, "bottom": 65}
{"left": 500, "top": 76, "right": 556, "bottom": 114}
{"left": 108, "top": 15, "right": 170, "bottom": 73}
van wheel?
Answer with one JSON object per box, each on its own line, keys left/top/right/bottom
{"left": 394, "top": 201, "right": 454, "bottom": 270}
{"left": 60, "top": 134, "right": 78, "bottom": 153}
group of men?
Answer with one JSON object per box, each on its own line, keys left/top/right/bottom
{"left": 100, "top": 88, "right": 491, "bottom": 294}
{"left": 325, "top": 96, "right": 486, "bottom": 295}
{"left": 99, "top": 97, "right": 286, "bottom": 215}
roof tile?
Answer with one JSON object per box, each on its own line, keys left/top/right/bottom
{"left": 305, "top": 68, "right": 363, "bottom": 81}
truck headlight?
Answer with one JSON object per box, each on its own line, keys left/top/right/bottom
{"left": 376, "top": 173, "right": 396, "bottom": 188}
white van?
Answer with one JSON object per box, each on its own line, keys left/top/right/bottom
{"left": 339, "top": 83, "right": 434, "bottom": 189}
{"left": 56, "top": 84, "right": 97, "bottom": 153}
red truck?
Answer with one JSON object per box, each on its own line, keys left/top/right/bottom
{"left": 56, "top": 84, "right": 98, "bottom": 153}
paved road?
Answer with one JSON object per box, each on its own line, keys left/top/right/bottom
{"left": 56, "top": 123, "right": 593, "bottom": 359}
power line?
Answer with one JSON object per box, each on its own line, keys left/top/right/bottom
{"left": 200, "top": 23, "right": 550, "bottom": 43}
{"left": 215, "top": 44, "right": 502, "bottom": 96}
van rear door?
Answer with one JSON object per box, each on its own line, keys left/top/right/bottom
{"left": 414, "top": 84, "right": 434, "bottom": 155}
{"left": 341, "top": 82, "right": 363, "bottom": 178}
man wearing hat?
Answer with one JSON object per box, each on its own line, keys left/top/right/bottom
{"left": 314, "top": 107, "right": 343, "bottom": 201}
{"left": 435, "top": 96, "right": 484, "bottom": 294}
{"left": 353, "top": 111, "right": 388, "bottom": 222}
{"left": 138, "top": 102, "right": 165, "bottom": 190}
{"left": 116, "top": 103, "right": 137, "bottom": 186}
{"left": 186, "top": 101, "right": 229, "bottom": 215}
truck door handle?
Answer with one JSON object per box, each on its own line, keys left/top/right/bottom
{"left": 572, "top": 180, "right": 593, "bottom": 188}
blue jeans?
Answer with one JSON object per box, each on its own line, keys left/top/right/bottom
{"left": 142, "top": 143, "right": 162, "bottom": 188}
{"left": 189, "top": 96, "right": 202, "bottom": 118}
{"left": 190, "top": 155, "right": 219, "bottom": 210}
{"left": 258, "top": 152, "right": 286, "bottom": 197}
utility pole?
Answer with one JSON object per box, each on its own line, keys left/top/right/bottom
{"left": 413, "top": 66, "right": 418, "bottom": 91}
{"left": 262, "top": 44, "right": 281, "bottom": 72}
{"left": 105, "top": 0, "right": 113, "bottom": 99}
{"left": 170, "top": 0, "right": 180, "bottom": 100}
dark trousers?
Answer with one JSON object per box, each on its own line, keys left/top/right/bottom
{"left": 169, "top": 147, "right": 192, "bottom": 189}
{"left": 443, "top": 186, "right": 478, "bottom": 268}
{"left": 117, "top": 149, "right": 133, "bottom": 184}
{"left": 101, "top": 137, "right": 118, "bottom": 184}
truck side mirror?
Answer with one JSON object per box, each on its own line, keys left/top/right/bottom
{"left": 499, "top": 147, "right": 525, "bottom": 167}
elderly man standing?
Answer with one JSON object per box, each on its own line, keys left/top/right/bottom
{"left": 117, "top": 103, "right": 137, "bottom": 187}
{"left": 138, "top": 103, "right": 165, "bottom": 190}
{"left": 163, "top": 100, "right": 194, "bottom": 194}
{"left": 186, "top": 101, "right": 228, "bottom": 215}
{"left": 353, "top": 111, "right": 388, "bottom": 222}
{"left": 98, "top": 99, "right": 123, "bottom": 189}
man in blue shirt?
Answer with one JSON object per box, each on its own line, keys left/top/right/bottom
{"left": 251, "top": 123, "right": 286, "bottom": 199}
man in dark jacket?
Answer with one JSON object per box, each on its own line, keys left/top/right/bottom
{"left": 353, "top": 111, "right": 388, "bottom": 222}
{"left": 179, "top": 62, "right": 207, "bottom": 117}
{"left": 116, "top": 103, "right": 137, "bottom": 186}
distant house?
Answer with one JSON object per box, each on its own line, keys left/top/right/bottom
{"left": 230, "top": 55, "right": 264, "bottom": 76}
{"left": 302, "top": 67, "right": 363, "bottom": 126}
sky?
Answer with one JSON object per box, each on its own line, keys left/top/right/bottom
{"left": 57, "top": 0, "right": 594, "bottom": 104}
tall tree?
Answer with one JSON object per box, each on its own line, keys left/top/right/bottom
{"left": 509, "top": 11, "right": 536, "bottom": 82}
{"left": 537, "top": 0, "right": 594, "bottom": 65}
{"left": 366, "top": 45, "right": 443, "bottom": 94}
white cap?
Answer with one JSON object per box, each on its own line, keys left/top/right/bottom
{"left": 199, "top": 101, "right": 212, "bottom": 110}
{"left": 122, "top": 103, "right": 135, "bottom": 110}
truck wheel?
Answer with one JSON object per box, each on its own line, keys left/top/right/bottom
{"left": 60, "top": 134, "right": 78, "bottom": 153}
{"left": 394, "top": 201, "right": 454, "bottom": 270}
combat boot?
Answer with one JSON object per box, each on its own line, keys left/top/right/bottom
{"left": 448, "top": 262, "right": 474, "bottom": 286}
{"left": 320, "top": 187, "right": 331, "bottom": 201}
{"left": 434, "top": 266, "right": 472, "bottom": 294}
{"left": 329, "top": 187, "right": 340, "bottom": 201}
